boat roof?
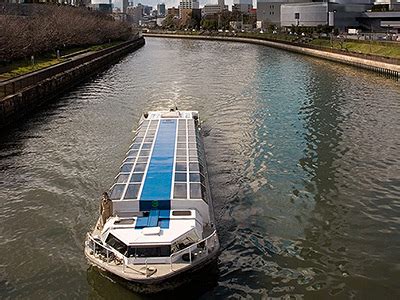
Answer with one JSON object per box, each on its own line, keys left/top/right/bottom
{"left": 100, "top": 111, "right": 213, "bottom": 246}
{"left": 109, "top": 110, "right": 207, "bottom": 211}
{"left": 104, "top": 211, "right": 200, "bottom": 245}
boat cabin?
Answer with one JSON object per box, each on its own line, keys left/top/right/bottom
{"left": 98, "top": 111, "right": 212, "bottom": 262}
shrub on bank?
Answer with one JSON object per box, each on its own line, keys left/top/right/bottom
{"left": 0, "top": 4, "right": 133, "bottom": 63}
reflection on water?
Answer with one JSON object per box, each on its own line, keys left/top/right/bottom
{"left": 0, "top": 37, "right": 399, "bottom": 299}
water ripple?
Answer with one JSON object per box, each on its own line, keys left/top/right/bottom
{"left": 0, "top": 38, "right": 399, "bottom": 299}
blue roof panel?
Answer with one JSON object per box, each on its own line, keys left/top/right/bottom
{"left": 140, "top": 119, "right": 177, "bottom": 202}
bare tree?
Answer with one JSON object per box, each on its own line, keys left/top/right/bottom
{"left": 0, "top": 3, "right": 132, "bottom": 62}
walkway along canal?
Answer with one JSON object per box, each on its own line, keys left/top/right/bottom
{"left": 0, "top": 37, "right": 145, "bottom": 129}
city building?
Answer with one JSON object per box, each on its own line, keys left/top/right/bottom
{"left": 168, "top": 6, "right": 180, "bottom": 17}
{"left": 127, "top": 3, "right": 143, "bottom": 25}
{"left": 157, "top": 3, "right": 166, "bottom": 16}
{"left": 179, "top": 0, "right": 199, "bottom": 19}
{"left": 89, "top": 0, "right": 113, "bottom": 13}
{"left": 202, "top": 4, "right": 228, "bottom": 16}
{"left": 178, "top": 7, "right": 201, "bottom": 25}
{"left": 257, "top": 0, "right": 309, "bottom": 28}
{"left": 280, "top": 1, "right": 373, "bottom": 30}
{"left": 111, "top": 0, "right": 128, "bottom": 13}
{"left": 374, "top": 0, "right": 400, "bottom": 10}
{"left": 143, "top": 5, "right": 153, "bottom": 15}
{"left": 358, "top": 11, "right": 400, "bottom": 33}
{"left": 179, "top": 0, "right": 199, "bottom": 10}
{"left": 232, "top": 0, "right": 253, "bottom": 14}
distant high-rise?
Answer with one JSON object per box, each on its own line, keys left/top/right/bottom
{"left": 179, "top": 0, "right": 199, "bottom": 10}
{"left": 157, "top": 3, "right": 166, "bottom": 16}
{"left": 232, "top": 0, "right": 253, "bottom": 13}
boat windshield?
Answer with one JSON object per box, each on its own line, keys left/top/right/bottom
{"left": 126, "top": 245, "right": 171, "bottom": 258}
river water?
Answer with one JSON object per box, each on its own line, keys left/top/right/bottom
{"left": 1, "top": 37, "right": 399, "bottom": 299}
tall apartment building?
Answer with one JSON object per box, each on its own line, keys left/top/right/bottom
{"left": 178, "top": 0, "right": 199, "bottom": 19}
{"left": 157, "top": 3, "right": 166, "bottom": 16}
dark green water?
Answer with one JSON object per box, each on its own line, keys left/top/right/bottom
{"left": 1, "top": 37, "right": 399, "bottom": 299}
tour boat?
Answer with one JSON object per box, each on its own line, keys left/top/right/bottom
{"left": 84, "top": 110, "right": 220, "bottom": 288}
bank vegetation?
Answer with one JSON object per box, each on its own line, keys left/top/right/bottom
{"left": 0, "top": 4, "right": 132, "bottom": 63}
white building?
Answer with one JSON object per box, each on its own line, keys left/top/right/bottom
{"left": 280, "top": 1, "right": 373, "bottom": 29}
{"left": 257, "top": 0, "right": 308, "bottom": 27}
{"left": 203, "top": 4, "right": 228, "bottom": 15}
{"left": 179, "top": 0, "right": 199, "bottom": 9}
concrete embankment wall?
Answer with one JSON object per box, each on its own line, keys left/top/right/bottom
{"left": 0, "top": 37, "right": 145, "bottom": 129}
{"left": 145, "top": 33, "right": 400, "bottom": 79}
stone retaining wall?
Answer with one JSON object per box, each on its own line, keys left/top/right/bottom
{"left": 0, "top": 37, "right": 145, "bottom": 129}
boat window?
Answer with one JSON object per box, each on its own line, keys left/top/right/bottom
{"left": 142, "top": 143, "right": 152, "bottom": 150}
{"left": 106, "top": 234, "right": 128, "bottom": 254}
{"left": 124, "top": 184, "right": 140, "bottom": 199}
{"left": 189, "top": 172, "right": 200, "bottom": 182}
{"left": 133, "top": 137, "right": 143, "bottom": 143}
{"left": 189, "top": 150, "right": 197, "bottom": 157}
{"left": 110, "top": 184, "right": 125, "bottom": 199}
{"left": 189, "top": 162, "right": 199, "bottom": 172}
{"left": 140, "top": 120, "right": 150, "bottom": 127}
{"left": 176, "top": 156, "right": 186, "bottom": 162}
{"left": 175, "top": 162, "right": 187, "bottom": 172}
{"left": 176, "top": 149, "right": 186, "bottom": 157}
{"left": 178, "top": 120, "right": 186, "bottom": 129}
{"left": 188, "top": 143, "right": 197, "bottom": 149}
{"left": 188, "top": 136, "right": 196, "bottom": 143}
{"left": 149, "top": 120, "right": 158, "bottom": 128}
{"left": 175, "top": 173, "right": 187, "bottom": 182}
{"left": 177, "top": 142, "right": 186, "bottom": 149}
{"left": 126, "top": 245, "right": 171, "bottom": 258}
{"left": 178, "top": 130, "right": 186, "bottom": 136}
{"left": 134, "top": 163, "right": 146, "bottom": 172}
{"left": 130, "top": 143, "right": 141, "bottom": 150}
{"left": 126, "top": 150, "right": 138, "bottom": 157}
{"left": 147, "top": 130, "right": 156, "bottom": 136}
{"left": 124, "top": 157, "right": 135, "bottom": 163}
{"left": 177, "top": 136, "right": 186, "bottom": 143}
{"left": 172, "top": 210, "right": 192, "bottom": 216}
{"left": 139, "top": 149, "right": 150, "bottom": 156}
{"left": 144, "top": 137, "right": 153, "bottom": 143}
{"left": 174, "top": 183, "right": 187, "bottom": 199}
{"left": 121, "top": 163, "right": 134, "bottom": 173}
{"left": 114, "top": 219, "right": 135, "bottom": 225}
{"left": 136, "top": 156, "right": 148, "bottom": 163}
{"left": 130, "top": 173, "right": 143, "bottom": 183}
{"left": 115, "top": 174, "right": 130, "bottom": 184}
{"left": 136, "top": 131, "right": 145, "bottom": 138}
{"left": 190, "top": 183, "right": 202, "bottom": 199}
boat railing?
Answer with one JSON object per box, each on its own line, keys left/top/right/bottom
{"left": 169, "top": 230, "right": 218, "bottom": 271}
{"left": 86, "top": 233, "right": 121, "bottom": 264}
{"left": 86, "top": 230, "right": 218, "bottom": 271}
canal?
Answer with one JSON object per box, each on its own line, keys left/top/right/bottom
{"left": 0, "top": 37, "right": 399, "bottom": 299}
